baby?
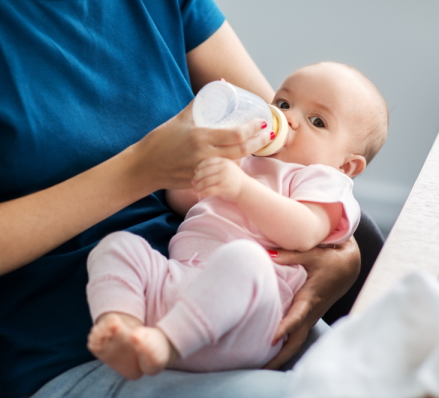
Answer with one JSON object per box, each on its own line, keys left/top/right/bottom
{"left": 86, "top": 61, "right": 388, "bottom": 379}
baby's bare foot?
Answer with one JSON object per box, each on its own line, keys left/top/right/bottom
{"left": 87, "top": 313, "right": 143, "bottom": 380}
{"left": 131, "top": 327, "right": 179, "bottom": 376}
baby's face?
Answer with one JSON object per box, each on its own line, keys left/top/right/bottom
{"left": 269, "top": 63, "right": 370, "bottom": 176}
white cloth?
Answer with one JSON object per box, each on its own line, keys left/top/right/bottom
{"left": 290, "top": 271, "right": 439, "bottom": 398}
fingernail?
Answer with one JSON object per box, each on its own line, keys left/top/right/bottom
{"left": 272, "top": 338, "right": 280, "bottom": 346}
{"left": 270, "top": 131, "right": 276, "bottom": 140}
{"left": 218, "top": 78, "right": 226, "bottom": 81}
{"left": 261, "top": 121, "right": 267, "bottom": 129}
{"left": 267, "top": 249, "right": 278, "bottom": 258}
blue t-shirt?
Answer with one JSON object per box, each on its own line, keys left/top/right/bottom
{"left": 0, "top": 1, "right": 224, "bottom": 397}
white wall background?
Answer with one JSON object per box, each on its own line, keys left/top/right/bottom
{"left": 215, "top": 0, "right": 439, "bottom": 237}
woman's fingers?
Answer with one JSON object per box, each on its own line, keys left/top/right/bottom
{"left": 270, "top": 246, "right": 327, "bottom": 267}
{"left": 208, "top": 118, "right": 268, "bottom": 146}
{"left": 177, "top": 103, "right": 272, "bottom": 160}
{"left": 263, "top": 291, "right": 319, "bottom": 370}
{"left": 273, "top": 299, "right": 311, "bottom": 343}
{"left": 209, "top": 119, "right": 273, "bottom": 158}
{"left": 263, "top": 322, "right": 310, "bottom": 370}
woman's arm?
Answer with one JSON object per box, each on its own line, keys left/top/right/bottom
{"left": 0, "top": 19, "right": 274, "bottom": 276}
{"left": 0, "top": 107, "right": 271, "bottom": 276}
{"left": 187, "top": 21, "right": 275, "bottom": 101}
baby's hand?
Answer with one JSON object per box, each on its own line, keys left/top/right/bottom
{"left": 192, "top": 157, "right": 247, "bottom": 202}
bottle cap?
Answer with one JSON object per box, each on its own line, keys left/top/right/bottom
{"left": 253, "top": 105, "right": 288, "bottom": 156}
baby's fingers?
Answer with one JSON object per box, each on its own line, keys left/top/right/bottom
{"left": 192, "top": 172, "right": 223, "bottom": 198}
{"left": 193, "top": 158, "right": 224, "bottom": 182}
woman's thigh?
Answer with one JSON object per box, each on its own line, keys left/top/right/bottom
{"left": 32, "top": 361, "right": 290, "bottom": 398}
{"left": 31, "top": 320, "right": 329, "bottom": 398}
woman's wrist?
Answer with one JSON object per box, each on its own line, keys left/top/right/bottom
{"left": 118, "top": 143, "right": 162, "bottom": 200}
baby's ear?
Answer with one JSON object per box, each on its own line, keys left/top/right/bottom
{"left": 339, "top": 154, "right": 366, "bottom": 177}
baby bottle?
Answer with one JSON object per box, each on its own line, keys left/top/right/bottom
{"left": 192, "top": 80, "right": 288, "bottom": 156}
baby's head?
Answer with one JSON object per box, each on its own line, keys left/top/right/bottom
{"left": 270, "top": 61, "right": 388, "bottom": 177}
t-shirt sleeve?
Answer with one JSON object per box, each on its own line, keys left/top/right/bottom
{"left": 288, "top": 164, "right": 361, "bottom": 245}
{"left": 181, "top": 0, "right": 226, "bottom": 52}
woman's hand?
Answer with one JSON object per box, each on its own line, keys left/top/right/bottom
{"left": 263, "top": 237, "right": 361, "bottom": 369}
{"left": 129, "top": 102, "right": 272, "bottom": 194}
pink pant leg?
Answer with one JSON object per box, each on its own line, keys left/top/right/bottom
{"left": 87, "top": 231, "right": 183, "bottom": 325}
{"left": 158, "top": 239, "right": 284, "bottom": 371}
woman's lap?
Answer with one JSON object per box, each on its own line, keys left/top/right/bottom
{"left": 30, "top": 321, "right": 329, "bottom": 398}
{"left": 31, "top": 362, "right": 291, "bottom": 398}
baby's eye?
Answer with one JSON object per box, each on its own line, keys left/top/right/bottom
{"left": 309, "top": 116, "right": 325, "bottom": 128}
{"left": 276, "top": 100, "right": 290, "bottom": 109}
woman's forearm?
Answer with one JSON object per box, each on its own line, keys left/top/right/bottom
{"left": 0, "top": 147, "right": 157, "bottom": 275}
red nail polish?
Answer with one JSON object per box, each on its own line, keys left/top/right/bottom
{"left": 261, "top": 121, "right": 267, "bottom": 129}
{"left": 267, "top": 250, "right": 278, "bottom": 258}
{"left": 273, "top": 338, "right": 280, "bottom": 346}
{"left": 270, "top": 132, "right": 276, "bottom": 140}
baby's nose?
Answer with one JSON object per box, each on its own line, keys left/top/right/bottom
{"left": 287, "top": 115, "right": 299, "bottom": 130}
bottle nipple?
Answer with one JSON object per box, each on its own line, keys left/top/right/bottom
{"left": 253, "top": 105, "right": 288, "bottom": 156}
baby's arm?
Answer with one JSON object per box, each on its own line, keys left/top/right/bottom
{"left": 192, "top": 157, "right": 342, "bottom": 251}
{"left": 165, "top": 189, "right": 199, "bottom": 217}
{"left": 236, "top": 180, "right": 342, "bottom": 251}
{"left": 166, "top": 158, "right": 241, "bottom": 217}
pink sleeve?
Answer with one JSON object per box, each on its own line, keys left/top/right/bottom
{"left": 288, "top": 164, "right": 361, "bottom": 245}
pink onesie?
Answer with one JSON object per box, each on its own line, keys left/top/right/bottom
{"left": 87, "top": 157, "right": 360, "bottom": 372}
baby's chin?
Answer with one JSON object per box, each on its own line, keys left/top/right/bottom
{"left": 264, "top": 151, "right": 282, "bottom": 159}
{"left": 263, "top": 153, "right": 309, "bottom": 166}
{"left": 265, "top": 151, "right": 291, "bottom": 162}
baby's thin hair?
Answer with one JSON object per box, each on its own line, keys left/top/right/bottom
{"left": 344, "top": 64, "right": 389, "bottom": 165}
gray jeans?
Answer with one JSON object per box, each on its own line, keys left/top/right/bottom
{"left": 30, "top": 320, "right": 328, "bottom": 398}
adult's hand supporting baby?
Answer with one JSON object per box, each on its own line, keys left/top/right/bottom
{"left": 264, "top": 237, "right": 361, "bottom": 369}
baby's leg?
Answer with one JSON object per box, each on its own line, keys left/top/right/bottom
{"left": 87, "top": 312, "right": 144, "bottom": 379}
{"left": 86, "top": 231, "right": 178, "bottom": 378}
{"left": 89, "top": 311, "right": 179, "bottom": 378}
{"left": 155, "top": 239, "right": 283, "bottom": 371}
